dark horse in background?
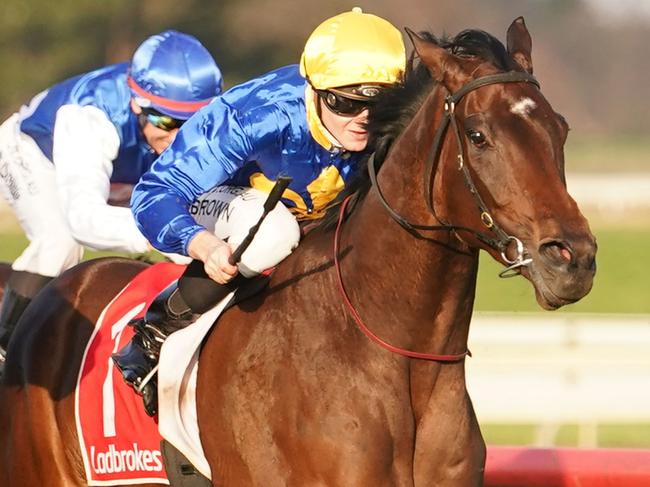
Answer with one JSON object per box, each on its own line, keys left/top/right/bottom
{"left": 0, "top": 18, "right": 595, "bottom": 486}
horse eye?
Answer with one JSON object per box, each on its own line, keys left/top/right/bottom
{"left": 467, "top": 130, "right": 486, "bottom": 147}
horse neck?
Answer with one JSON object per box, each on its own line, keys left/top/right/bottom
{"left": 339, "top": 86, "right": 479, "bottom": 355}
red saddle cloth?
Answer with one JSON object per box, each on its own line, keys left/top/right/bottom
{"left": 75, "top": 261, "right": 186, "bottom": 485}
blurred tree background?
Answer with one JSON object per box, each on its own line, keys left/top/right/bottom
{"left": 1, "top": 0, "right": 649, "bottom": 141}
{"left": 1, "top": 0, "right": 648, "bottom": 314}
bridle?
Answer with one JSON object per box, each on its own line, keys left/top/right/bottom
{"left": 334, "top": 71, "right": 540, "bottom": 362}
{"left": 368, "top": 70, "right": 540, "bottom": 277}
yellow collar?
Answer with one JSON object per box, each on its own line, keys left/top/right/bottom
{"left": 304, "top": 85, "right": 341, "bottom": 151}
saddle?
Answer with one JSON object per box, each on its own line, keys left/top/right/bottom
{"left": 157, "top": 273, "right": 270, "bottom": 483}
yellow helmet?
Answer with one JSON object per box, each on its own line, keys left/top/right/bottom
{"left": 300, "top": 8, "right": 405, "bottom": 90}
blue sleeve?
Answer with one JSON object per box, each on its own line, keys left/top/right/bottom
{"left": 132, "top": 100, "right": 252, "bottom": 254}
{"left": 131, "top": 99, "right": 285, "bottom": 254}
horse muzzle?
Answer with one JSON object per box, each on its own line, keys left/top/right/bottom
{"left": 523, "top": 234, "right": 597, "bottom": 310}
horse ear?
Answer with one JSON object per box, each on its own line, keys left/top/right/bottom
{"left": 506, "top": 16, "right": 534, "bottom": 74}
{"left": 405, "top": 27, "right": 462, "bottom": 85}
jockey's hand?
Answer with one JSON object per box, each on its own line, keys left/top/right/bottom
{"left": 187, "top": 230, "right": 238, "bottom": 284}
{"left": 204, "top": 242, "right": 238, "bottom": 283}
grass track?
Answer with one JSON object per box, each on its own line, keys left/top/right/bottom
{"left": 482, "top": 423, "right": 650, "bottom": 448}
{"left": 0, "top": 226, "right": 648, "bottom": 313}
{"left": 475, "top": 227, "right": 650, "bottom": 314}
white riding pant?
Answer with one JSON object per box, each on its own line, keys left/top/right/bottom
{"left": 0, "top": 114, "right": 84, "bottom": 276}
{"left": 190, "top": 185, "right": 300, "bottom": 278}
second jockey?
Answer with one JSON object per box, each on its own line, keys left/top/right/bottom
{"left": 0, "top": 30, "right": 223, "bottom": 362}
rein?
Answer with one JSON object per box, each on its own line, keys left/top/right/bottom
{"left": 368, "top": 70, "right": 539, "bottom": 277}
{"left": 334, "top": 195, "right": 470, "bottom": 362}
{"left": 333, "top": 71, "right": 540, "bottom": 362}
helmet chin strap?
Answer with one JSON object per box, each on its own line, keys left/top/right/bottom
{"left": 137, "top": 112, "right": 148, "bottom": 131}
{"left": 304, "top": 85, "right": 344, "bottom": 151}
{"left": 134, "top": 109, "right": 158, "bottom": 154}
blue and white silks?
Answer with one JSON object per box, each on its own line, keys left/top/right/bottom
{"left": 19, "top": 62, "right": 156, "bottom": 185}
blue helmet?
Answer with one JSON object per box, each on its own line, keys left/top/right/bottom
{"left": 128, "top": 30, "right": 223, "bottom": 120}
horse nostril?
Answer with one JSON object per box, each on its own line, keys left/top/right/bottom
{"left": 560, "top": 247, "right": 572, "bottom": 261}
{"left": 539, "top": 240, "right": 573, "bottom": 268}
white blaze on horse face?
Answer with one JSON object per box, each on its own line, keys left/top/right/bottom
{"left": 510, "top": 97, "right": 537, "bottom": 118}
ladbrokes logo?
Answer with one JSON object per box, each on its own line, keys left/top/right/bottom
{"left": 91, "top": 443, "right": 163, "bottom": 474}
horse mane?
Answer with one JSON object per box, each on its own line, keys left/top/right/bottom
{"left": 318, "top": 28, "right": 517, "bottom": 230}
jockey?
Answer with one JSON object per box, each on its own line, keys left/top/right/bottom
{"left": 0, "top": 30, "right": 223, "bottom": 362}
{"left": 113, "top": 8, "right": 406, "bottom": 416}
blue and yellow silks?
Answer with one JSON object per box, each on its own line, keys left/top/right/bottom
{"left": 131, "top": 64, "right": 363, "bottom": 255}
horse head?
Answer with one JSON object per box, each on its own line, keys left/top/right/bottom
{"left": 369, "top": 17, "right": 596, "bottom": 311}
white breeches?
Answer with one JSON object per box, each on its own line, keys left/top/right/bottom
{"left": 0, "top": 114, "right": 84, "bottom": 276}
{"left": 191, "top": 185, "right": 300, "bottom": 277}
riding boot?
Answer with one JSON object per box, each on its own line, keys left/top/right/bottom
{"left": 112, "top": 282, "right": 198, "bottom": 416}
{"left": 0, "top": 271, "right": 52, "bottom": 363}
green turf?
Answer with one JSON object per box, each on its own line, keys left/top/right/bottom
{"left": 481, "top": 424, "right": 537, "bottom": 445}
{"left": 0, "top": 233, "right": 158, "bottom": 264}
{"left": 474, "top": 227, "right": 650, "bottom": 314}
{"left": 1, "top": 226, "right": 648, "bottom": 313}
{"left": 482, "top": 423, "right": 650, "bottom": 448}
{"left": 599, "top": 424, "right": 650, "bottom": 448}
{"left": 555, "top": 424, "right": 580, "bottom": 447}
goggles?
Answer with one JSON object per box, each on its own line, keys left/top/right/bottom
{"left": 316, "top": 89, "right": 373, "bottom": 117}
{"left": 143, "top": 108, "right": 185, "bottom": 131}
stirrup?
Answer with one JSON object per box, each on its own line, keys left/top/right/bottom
{"left": 112, "top": 324, "right": 157, "bottom": 387}
{"left": 112, "top": 337, "right": 159, "bottom": 416}
{"left": 141, "top": 381, "right": 158, "bottom": 417}
{"left": 139, "top": 369, "right": 159, "bottom": 416}
{"left": 112, "top": 341, "right": 159, "bottom": 417}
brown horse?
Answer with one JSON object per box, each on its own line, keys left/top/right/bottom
{"left": 0, "top": 18, "right": 596, "bottom": 486}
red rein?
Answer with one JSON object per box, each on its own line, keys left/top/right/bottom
{"left": 334, "top": 196, "right": 470, "bottom": 362}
